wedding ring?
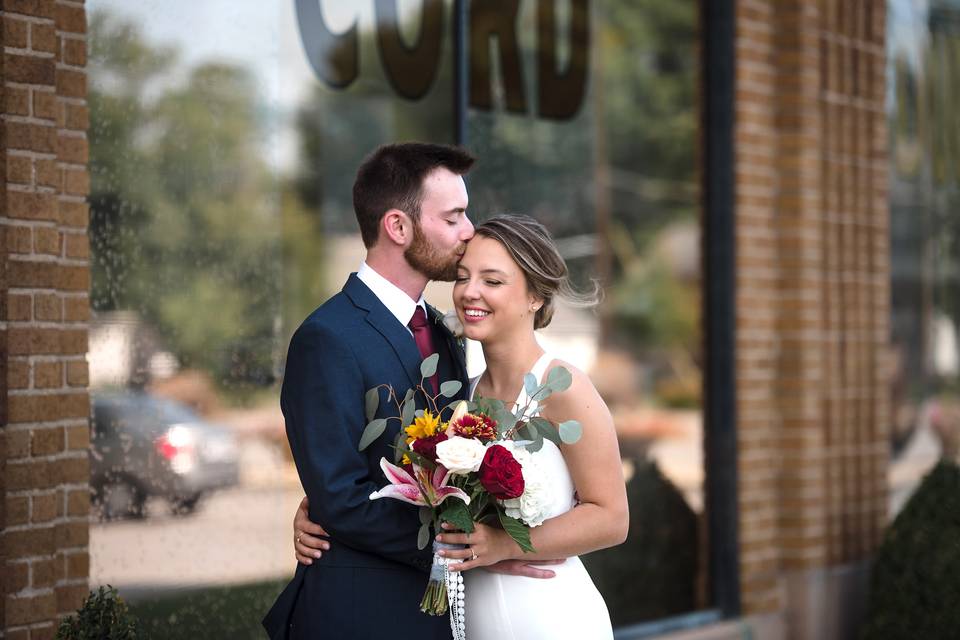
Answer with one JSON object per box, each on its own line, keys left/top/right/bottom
{"left": 297, "top": 533, "right": 303, "bottom": 544}
{"left": 470, "top": 550, "right": 477, "bottom": 561}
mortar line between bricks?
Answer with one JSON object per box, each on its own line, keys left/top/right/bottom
{"left": 3, "top": 45, "right": 55, "bottom": 59}
{"left": 7, "top": 182, "right": 59, "bottom": 193}
{"left": 8, "top": 385, "right": 91, "bottom": 396}
{"left": 7, "top": 287, "right": 90, "bottom": 296}
{"left": 0, "top": 11, "right": 55, "bottom": 25}
{"left": 8, "top": 148, "right": 58, "bottom": 159}
{"left": 9, "top": 483, "right": 90, "bottom": 497}
{"left": 6, "top": 448, "right": 89, "bottom": 462}
{"left": 7, "top": 585, "right": 56, "bottom": 598}
{"left": 3, "top": 422, "right": 87, "bottom": 434}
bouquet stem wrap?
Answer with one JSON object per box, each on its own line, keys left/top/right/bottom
{"left": 422, "top": 541, "right": 466, "bottom": 640}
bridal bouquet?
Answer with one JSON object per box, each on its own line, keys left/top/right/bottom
{"left": 358, "top": 353, "right": 582, "bottom": 631}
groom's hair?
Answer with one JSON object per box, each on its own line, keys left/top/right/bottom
{"left": 353, "top": 142, "right": 475, "bottom": 248}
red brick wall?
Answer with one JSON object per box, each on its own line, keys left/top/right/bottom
{"left": 733, "top": 0, "right": 889, "bottom": 618}
{"left": 1, "top": 1, "right": 91, "bottom": 637}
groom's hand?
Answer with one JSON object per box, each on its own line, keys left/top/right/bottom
{"left": 293, "top": 496, "right": 330, "bottom": 565}
{"left": 484, "top": 560, "right": 562, "bottom": 579}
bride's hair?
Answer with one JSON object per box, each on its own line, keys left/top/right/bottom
{"left": 474, "top": 214, "right": 600, "bottom": 330}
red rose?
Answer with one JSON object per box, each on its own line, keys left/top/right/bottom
{"left": 478, "top": 445, "right": 525, "bottom": 500}
{"left": 412, "top": 433, "right": 448, "bottom": 462}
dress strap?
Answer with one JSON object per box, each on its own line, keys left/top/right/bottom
{"left": 529, "top": 352, "right": 555, "bottom": 384}
{"left": 514, "top": 351, "right": 555, "bottom": 414}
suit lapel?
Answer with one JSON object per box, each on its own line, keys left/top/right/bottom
{"left": 344, "top": 274, "right": 422, "bottom": 390}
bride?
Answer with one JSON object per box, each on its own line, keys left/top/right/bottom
{"left": 294, "top": 214, "right": 628, "bottom": 638}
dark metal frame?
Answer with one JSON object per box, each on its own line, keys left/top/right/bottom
{"left": 450, "top": 0, "right": 741, "bottom": 626}
{"left": 700, "top": 0, "right": 741, "bottom": 619}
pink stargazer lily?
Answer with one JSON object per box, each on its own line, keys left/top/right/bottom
{"left": 369, "top": 458, "right": 470, "bottom": 507}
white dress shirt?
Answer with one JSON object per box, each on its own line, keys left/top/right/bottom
{"left": 356, "top": 262, "right": 426, "bottom": 337}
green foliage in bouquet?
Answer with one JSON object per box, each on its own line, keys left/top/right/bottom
{"left": 860, "top": 461, "right": 960, "bottom": 640}
{"left": 56, "top": 585, "right": 140, "bottom": 640}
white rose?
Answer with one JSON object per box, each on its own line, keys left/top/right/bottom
{"left": 497, "top": 441, "right": 551, "bottom": 527}
{"left": 435, "top": 436, "right": 486, "bottom": 475}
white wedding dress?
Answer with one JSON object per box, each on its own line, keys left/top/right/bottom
{"left": 463, "top": 352, "right": 614, "bottom": 639}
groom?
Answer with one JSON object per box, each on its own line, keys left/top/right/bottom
{"left": 263, "top": 143, "right": 551, "bottom": 640}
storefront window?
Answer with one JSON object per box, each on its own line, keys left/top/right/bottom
{"left": 86, "top": 0, "right": 704, "bottom": 632}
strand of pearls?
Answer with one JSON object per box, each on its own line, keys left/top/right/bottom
{"left": 441, "top": 555, "right": 467, "bottom": 640}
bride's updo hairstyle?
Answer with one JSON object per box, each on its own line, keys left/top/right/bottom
{"left": 474, "top": 214, "right": 599, "bottom": 330}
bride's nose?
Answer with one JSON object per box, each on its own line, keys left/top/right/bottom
{"left": 460, "top": 278, "right": 480, "bottom": 300}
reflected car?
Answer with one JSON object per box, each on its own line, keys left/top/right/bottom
{"left": 90, "top": 391, "right": 240, "bottom": 520}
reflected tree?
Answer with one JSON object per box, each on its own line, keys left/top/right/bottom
{"left": 88, "top": 10, "right": 317, "bottom": 393}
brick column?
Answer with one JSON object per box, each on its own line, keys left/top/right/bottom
{"left": 1, "top": 1, "right": 91, "bottom": 637}
{"left": 733, "top": 1, "right": 889, "bottom": 638}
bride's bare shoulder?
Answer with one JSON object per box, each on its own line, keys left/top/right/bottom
{"left": 541, "top": 358, "right": 608, "bottom": 415}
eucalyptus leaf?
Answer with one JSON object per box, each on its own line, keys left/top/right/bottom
{"left": 403, "top": 388, "right": 415, "bottom": 404}
{"left": 440, "top": 499, "right": 475, "bottom": 533}
{"left": 364, "top": 387, "right": 380, "bottom": 422}
{"left": 417, "top": 523, "right": 430, "bottom": 550}
{"left": 358, "top": 418, "right": 388, "bottom": 451}
{"left": 440, "top": 380, "right": 463, "bottom": 398}
{"left": 497, "top": 507, "right": 535, "bottom": 553}
{"left": 415, "top": 409, "right": 425, "bottom": 418}
{"left": 393, "top": 430, "right": 407, "bottom": 464}
{"left": 546, "top": 366, "right": 573, "bottom": 393}
{"left": 530, "top": 417, "right": 561, "bottom": 447}
{"left": 517, "top": 422, "right": 537, "bottom": 441}
{"left": 558, "top": 419, "right": 583, "bottom": 444}
{"left": 401, "top": 398, "right": 416, "bottom": 427}
{"left": 531, "top": 385, "right": 554, "bottom": 403}
{"left": 525, "top": 435, "right": 545, "bottom": 453}
{"left": 420, "top": 353, "right": 439, "bottom": 379}
{"left": 523, "top": 373, "right": 538, "bottom": 398}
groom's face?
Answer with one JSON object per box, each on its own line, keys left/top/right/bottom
{"left": 404, "top": 167, "right": 473, "bottom": 281}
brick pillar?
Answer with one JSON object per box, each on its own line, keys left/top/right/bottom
{"left": 733, "top": 1, "right": 888, "bottom": 638}
{"left": 1, "top": 1, "right": 91, "bottom": 637}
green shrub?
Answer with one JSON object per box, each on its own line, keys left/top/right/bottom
{"left": 861, "top": 461, "right": 960, "bottom": 639}
{"left": 56, "top": 585, "right": 139, "bottom": 640}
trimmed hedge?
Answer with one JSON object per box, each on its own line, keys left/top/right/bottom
{"left": 861, "top": 461, "right": 960, "bottom": 639}
{"left": 56, "top": 586, "right": 140, "bottom": 640}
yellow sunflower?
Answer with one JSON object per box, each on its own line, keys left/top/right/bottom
{"left": 404, "top": 410, "right": 443, "bottom": 441}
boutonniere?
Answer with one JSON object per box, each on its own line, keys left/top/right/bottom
{"left": 430, "top": 307, "right": 465, "bottom": 351}
{"left": 440, "top": 310, "right": 464, "bottom": 339}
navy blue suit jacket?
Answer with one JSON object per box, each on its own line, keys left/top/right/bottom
{"left": 263, "top": 274, "right": 468, "bottom": 640}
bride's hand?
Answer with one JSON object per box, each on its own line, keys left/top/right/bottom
{"left": 435, "top": 522, "right": 518, "bottom": 572}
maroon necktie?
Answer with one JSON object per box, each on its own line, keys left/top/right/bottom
{"left": 408, "top": 306, "right": 439, "bottom": 393}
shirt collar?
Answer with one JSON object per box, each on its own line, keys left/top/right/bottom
{"left": 357, "top": 261, "right": 426, "bottom": 328}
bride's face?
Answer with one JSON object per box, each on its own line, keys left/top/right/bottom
{"left": 453, "top": 235, "right": 540, "bottom": 343}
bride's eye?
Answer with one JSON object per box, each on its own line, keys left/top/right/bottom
{"left": 485, "top": 280, "right": 502, "bottom": 286}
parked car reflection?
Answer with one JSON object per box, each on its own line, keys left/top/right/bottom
{"left": 90, "top": 392, "right": 240, "bottom": 520}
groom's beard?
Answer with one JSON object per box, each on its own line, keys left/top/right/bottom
{"left": 405, "top": 219, "right": 461, "bottom": 281}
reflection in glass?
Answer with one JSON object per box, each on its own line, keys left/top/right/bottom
{"left": 467, "top": 1, "right": 702, "bottom": 626}
{"left": 85, "top": 0, "right": 704, "bottom": 633}
{"left": 887, "top": 0, "right": 960, "bottom": 515}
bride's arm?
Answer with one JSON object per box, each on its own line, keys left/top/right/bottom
{"left": 437, "top": 363, "right": 629, "bottom": 568}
